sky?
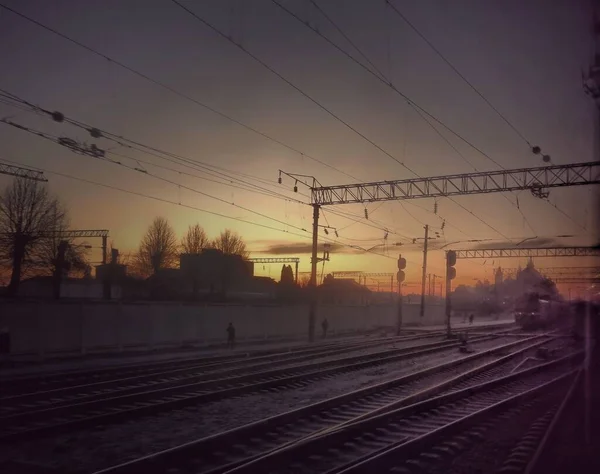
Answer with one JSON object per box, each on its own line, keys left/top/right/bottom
{"left": 0, "top": 0, "right": 598, "bottom": 291}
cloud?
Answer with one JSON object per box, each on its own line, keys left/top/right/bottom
{"left": 469, "top": 237, "right": 562, "bottom": 250}
{"left": 259, "top": 241, "right": 361, "bottom": 255}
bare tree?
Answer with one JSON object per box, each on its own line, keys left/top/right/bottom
{"left": 181, "top": 223, "right": 209, "bottom": 254}
{"left": 30, "top": 204, "right": 91, "bottom": 279}
{"left": 134, "top": 217, "right": 178, "bottom": 277}
{"left": 298, "top": 275, "right": 311, "bottom": 288}
{"left": 212, "top": 229, "right": 249, "bottom": 258}
{"left": 0, "top": 177, "right": 69, "bottom": 296}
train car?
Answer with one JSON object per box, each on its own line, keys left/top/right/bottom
{"left": 514, "top": 292, "right": 565, "bottom": 329}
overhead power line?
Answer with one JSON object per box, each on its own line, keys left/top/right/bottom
{"left": 270, "top": 0, "right": 502, "bottom": 168}
{"left": 0, "top": 2, "right": 357, "bottom": 181}
{"left": 170, "top": 0, "right": 416, "bottom": 177}
{"left": 3, "top": 158, "right": 399, "bottom": 261}
{"left": 172, "top": 0, "right": 511, "bottom": 240}
{"left": 385, "top": 0, "right": 533, "bottom": 148}
{"left": 0, "top": 90, "right": 420, "bottom": 243}
{"left": 0, "top": 3, "right": 511, "bottom": 242}
{"left": 273, "top": 0, "right": 553, "bottom": 237}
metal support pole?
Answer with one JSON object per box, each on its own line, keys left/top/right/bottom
{"left": 428, "top": 273, "right": 432, "bottom": 296}
{"left": 309, "top": 204, "right": 320, "bottom": 342}
{"left": 445, "top": 255, "right": 452, "bottom": 338}
{"left": 396, "top": 280, "right": 403, "bottom": 336}
{"left": 419, "top": 224, "right": 429, "bottom": 319}
{"left": 295, "top": 260, "right": 299, "bottom": 284}
{"left": 102, "top": 235, "right": 108, "bottom": 265}
{"left": 432, "top": 274, "right": 437, "bottom": 297}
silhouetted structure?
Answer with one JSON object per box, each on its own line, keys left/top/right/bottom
{"left": 180, "top": 249, "right": 254, "bottom": 299}
{"left": 319, "top": 277, "right": 371, "bottom": 305}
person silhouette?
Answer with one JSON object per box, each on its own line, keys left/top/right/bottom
{"left": 226, "top": 322, "right": 236, "bottom": 348}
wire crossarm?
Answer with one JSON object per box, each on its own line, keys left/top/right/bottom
{"left": 41, "top": 230, "right": 109, "bottom": 238}
{"left": 310, "top": 162, "right": 600, "bottom": 205}
{"left": 454, "top": 247, "right": 600, "bottom": 259}
{"left": 249, "top": 257, "right": 299, "bottom": 263}
{"left": 0, "top": 161, "right": 47, "bottom": 182}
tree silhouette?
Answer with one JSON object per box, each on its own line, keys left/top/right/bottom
{"left": 134, "top": 217, "right": 178, "bottom": 277}
{"left": 0, "top": 177, "right": 74, "bottom": 296}
{"left": 212, "top": 229, "right": 249, "bottom": 258}
{"left": 280, "top": 264, "right": 294, "bottom": 285}
{"left": 181, "top": 223, "right": 209, "bottom": 254}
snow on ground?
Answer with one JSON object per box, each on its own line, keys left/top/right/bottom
{"left": 0, "top": 336, "right": 520, "bottom": 473}
{"left": 0, "top": 330, "right": 393, "bottom": 378}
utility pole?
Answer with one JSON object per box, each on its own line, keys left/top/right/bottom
{"left": 445, "top": 250, "right": 457, "bottom": 338}
{"left": 419, "top": 224, "right": 429, "bottom": 319}
{"left": 53, "top": 240, "right": 70, "bottom": 300}
{"left": 397, "top": 254, "right": 406, "bottom": 335}
{"left": 309, "top": 204, "right": 320, "bottom": 342}
{"left": 431, "top": 274, "right": 440, "bottom": 297}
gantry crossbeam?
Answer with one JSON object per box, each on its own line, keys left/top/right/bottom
{"left": 455, "top": 247, "right": 600, "bottom": 259}
{"left": 0, "top": 161, "right": 47, "bottom": 182}
{"left": 311, "top": 161, "right": 600, "bottom": 205}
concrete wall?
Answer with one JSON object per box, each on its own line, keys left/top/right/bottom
{"left": 0, "top": 301, "right": 446, "bottom": 356}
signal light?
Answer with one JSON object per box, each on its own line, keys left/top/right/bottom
{"left": 447, "top": 250, "right": 457, "bottom": 280}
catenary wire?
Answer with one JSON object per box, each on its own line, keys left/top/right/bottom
{"left": 171, "top": 0, "right": 508, "bottom": 239}
{"left": 0, "top": 2, "right": 358, "bottom": 182}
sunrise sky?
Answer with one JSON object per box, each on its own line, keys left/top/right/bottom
{"left": 0, "top": 0, "right": 598, "bottom": 291}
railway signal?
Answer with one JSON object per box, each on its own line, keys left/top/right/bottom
{"left": 396, "top": 254, "right": 406, "bottom": 335}
{"left": 445, "top": 250, "right": 457, "bottom": 338}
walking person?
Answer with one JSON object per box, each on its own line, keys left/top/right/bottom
{"left": 226, "top": 322, "right": 236, "bottom": 349}
{"left": 322, "top": 318, "right": 329, "bottom": 338}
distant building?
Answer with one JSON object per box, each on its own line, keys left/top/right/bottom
{"left": 319, "top": 278, "right": 371, "bottom": 305}
{"left": 18, "top": 276, "right": 122, "bottom": 299}
{"left": 180, "top": 249, "right": 254, "bottom": 295}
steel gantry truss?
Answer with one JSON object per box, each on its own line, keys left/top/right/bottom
{"left": 331, "top": 271, "right": 396, "bottom": 290}
{"left": 280, "top": 162, "right": 600, "bottom": 341}
{"left": 0, "top": 161, "right": 47, "bottom": 182}
{"left": 2, "top": 229, "right": 110, "bottom": 263}
{"left": 249, "top": 257, "right": 300, "bottom": 283}
{"left": 500, "top": 266, "right": 600, "bottom": 278}
{"left": 310, "top": 161, "right": 600, "bottom": 205}
{"left": 454, "top": 247, "right": 600, "bottom": 259}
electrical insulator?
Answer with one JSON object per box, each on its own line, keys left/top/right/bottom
{"left": 334, "top": 230, "right": 339, "bottom": 237}
{"left": 89, "top": 128, "right": 102, "bottom": 138}
{"left": 364, "top": 208, "right": 369, "bottom": 220}
{"left": 412, "top": 238, "right": 417, "bottom": 244}
{"left": 542, "top": 155, "right": 551, "bottom": 163}
{"left": 51, "top": 111, "right": 64, "bottom": 122}
{"left": 278, "top": 177, "right": 282, "bottom": 184}
{"left": 324, "top": 228, "right": 329, "bottom": 235}
{"left": 293, "top": 181, "right": 298, "bottom": 193}
{"left": 532, "top": 146, "right": 541, "bottom": 155}
{"left": 384, "top": 231, "right": 388, "bottom": 240}
{"left": 434, "top": 201, "right": 438, "bottom": 214}
{"left": 441, "top": 220, "right": 445, "bottom": 230}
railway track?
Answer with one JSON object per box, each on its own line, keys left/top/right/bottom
{"left": 221, "top": 355, "right": 580, "bottom": 474}
{"left": 334, "top": 369, "right": 581, "bottom": 474}
{"left": 0, "top": 333, "right": 456, "bottom": 415}
{"left": 0, "top": 334, "right": 509, "bottom": 441}
{"left": 90, "top": 334, "right": 573, "bottom": 474}
{"left": 0, "top": 332, "right": 431, "bottom": 396}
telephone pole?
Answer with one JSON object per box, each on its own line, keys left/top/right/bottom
{"left": 419, "top": 225, "right": 430, "bottom": 319}
{"left": 309, "top": 204, "right": 320, "bottom": 342}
